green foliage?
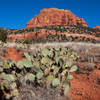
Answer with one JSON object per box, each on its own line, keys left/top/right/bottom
{"left": 3, "top": 60, "right": 11, "bottom": 69}
{"left": 2, "top": 74, "right": 16, "bottom": 82}
{"left": 0, "top": 67, "right": 3, "bottom": 72}
{"left": 25, "top": 73, "right": 35, "bottom": 81}
{"left": 65, "top": 61, "right": 72, "bottom": 67}
{"left": 41, "top": 57, "right": 50, "bottom": 65}
{"left": 46, "top": 75, "right": 54, "bottom": 85}
{"left": 41, "top": 48, "right": 50, "bottom": 57}
{"left": 67, "top": 74, "right": 73, "bottom": 80}
{"left": 24, "top": 52, "right": 32, "bottom": 61}
{"left": 0, "top": 47, "right": 78, "bottom": 99}
{"left": 52, "top": 78, "right": 60, "bottom": 86}
{"left": 64, "top": 82, "right": 70, "bottom": 96}
{"left": 22, "top": 60, "right": 33, "bottom": 68}
{"left": 36, "top": 72, "right": 43, "bottom": 79}
{"left": 16, "top": 61, "right": 24, "bottom": 69}
{"left": 69, "top": 65, "right": 78, "bottom": 72}
{"left": 0, "top": 28, "right": 8, "bottom": 42}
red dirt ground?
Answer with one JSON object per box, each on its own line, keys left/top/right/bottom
{"left": 67, "top": 70, "right": 100, "bottom": 100}
{"left": 3, "top": 48, "right": 100, "bottom": 100}
{"left": 4, "top": 48, "right": 24, "bottom": 61}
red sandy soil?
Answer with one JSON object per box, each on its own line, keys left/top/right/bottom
{"left": 4, "top": 48, "right": 24, "bottom": 61}
{"left": 3, "top": 48, "right": 100, "bottom": 100}
{"left": 68, "top": 70, "right": 100, "bottom": 100}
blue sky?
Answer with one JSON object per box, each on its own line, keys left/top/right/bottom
{"left": 0, "top": 0, "right": 100, "bottom": 29}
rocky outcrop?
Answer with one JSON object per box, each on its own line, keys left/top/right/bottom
{"left": 93, "top": 26, "right": 100, "bottom": 30}
{"left": 26, "top": 8, "right": 87, "bottom": 28}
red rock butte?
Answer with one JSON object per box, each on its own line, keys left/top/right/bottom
{"left": 93, "top": 26, "right": 100, "bottom": 30}
{"left": 26, "top": 8, "right": 87, "bottom": 28}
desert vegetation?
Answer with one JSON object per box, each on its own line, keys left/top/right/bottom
{"left": 0, "top": 28, "right": 8, "bottom": 42}
{"left": 0, "top": 41, "right": 100, "bottom": 100}
{"left": 7, "top": 25, "right": 100, "bottom": 44}
{"left": 13, "top": 25, "right": 100, "bottom": 36}
{"left": 0, "top": 46, "right": 78, "bottom": 100}
{"left": 21, "top": 33, "right": 98, "bottom": 44}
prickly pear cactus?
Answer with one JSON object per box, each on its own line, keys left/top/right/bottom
{"left": 0, "top": 47, "right": 79, "bottom": 100}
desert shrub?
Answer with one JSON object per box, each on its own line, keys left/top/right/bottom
{"left": 13, "top": 25, "right": 100, "bottom": 44}
{"left": 0, "top": 28, "right": 8, "bottom": 42}
{"left": 14, "top": 25, "right": 100, "bottom": 36}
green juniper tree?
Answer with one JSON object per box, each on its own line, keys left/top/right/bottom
{"left": 0, "top": 28, "right": 8, "bottom": 42}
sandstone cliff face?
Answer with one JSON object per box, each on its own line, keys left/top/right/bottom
{"left": 93, "top": 26, "right": 100, "bottom": 30}
{"left": 26, "top": 8, "right": 87, "bottom": 28}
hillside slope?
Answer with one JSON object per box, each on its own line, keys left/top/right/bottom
{"left": 7, "top": 25, "right": 100, "bottom": 43}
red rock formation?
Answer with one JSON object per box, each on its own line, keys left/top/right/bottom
{"left": 93, "top": 26, "right": 100, "bottom": 30}
{"left": 26, "top": 8, "right": 87, "bottom": 28}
